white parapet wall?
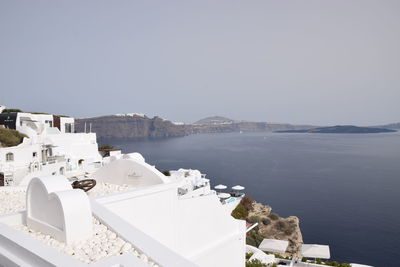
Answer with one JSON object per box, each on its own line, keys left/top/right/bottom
{"left": 95, "top": 182, "right": 246, "bottom": 267}
{"left": 26, "top": 176, "right": 93, "bottom": 244}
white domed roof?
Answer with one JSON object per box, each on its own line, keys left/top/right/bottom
{"left": 122, "top": 153, "right": 145, "bottom": 162}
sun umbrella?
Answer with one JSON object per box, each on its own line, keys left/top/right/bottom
{"left": 232, "top": 185, "right": 245, "bottom": 190}
{"left": 214, "top": 184, "right": 227, "bottom": 190}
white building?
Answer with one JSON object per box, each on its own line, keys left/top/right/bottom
{"left": 0, "top": 111, "right": 102, "bottom": 186}
{"left": 0, "top": 153, "right": 246, "bottom": 267}
{"left": 0, "top": 109, "right": 247, "bottom": 267}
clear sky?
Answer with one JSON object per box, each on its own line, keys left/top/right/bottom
{"left": 0, "top": 0, "right": 399, "bottom": 125}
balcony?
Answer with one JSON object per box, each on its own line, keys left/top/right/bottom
{"left": 43, "top": 155, "right": 66, "bottom": 165}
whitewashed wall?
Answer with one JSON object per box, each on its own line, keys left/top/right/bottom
{"left": 97, "top": 183, "right": 246, "bottom": 267}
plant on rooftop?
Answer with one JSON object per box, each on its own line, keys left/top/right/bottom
{"left": 325, "top": 261, "right": 340, "bottom": 266}
{"left": 1, "top": 108, "right": 22, "bottom": 113}
{"left": 161, "top": 170, "right": 171, "bottom": 176}
{"left": 0, "top": 128, "right": 27, "bottom": 147}
{"left": 324, "top": 261, "right": 350, "bottom": 267}
{"left": 99, "top": 144, "right": 114, "bottom": 150}
{"left": 246, "top": 228, "right": 264, "bottom": 247}
{"left": 245, "top": 258, "right": 267, "bottom": 267}
{"left": 245, "top": 252, "right": 254, "bottom": 260}
{"left": 155, "top": 168, "right": 171, "bottom": 176}
{"left": 231, "top": 203, "right": 248, "bottom": 219}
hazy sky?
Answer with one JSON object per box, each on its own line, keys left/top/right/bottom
{"left": 1, "top": 1, "right": 399, "bottom": 125}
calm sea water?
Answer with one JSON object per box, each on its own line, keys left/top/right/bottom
{"left": 103, "top": 132, "right": 400, "bottom": 267}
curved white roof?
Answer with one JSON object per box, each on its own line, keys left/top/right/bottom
{"left": 92, "top": 155, "right": 170, "bottom": 187}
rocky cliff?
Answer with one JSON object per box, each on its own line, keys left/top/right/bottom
{"left": 232, "top": 196, "right": 303, "bottom": 257}
{"left": 248, "top": 202, "right": 303, "bottom": 257}
{"left": 76, "top": 114, "right": 314, "bottom": 139}
{"left": 75, "top": 115, "right": 187, "bottom": 139}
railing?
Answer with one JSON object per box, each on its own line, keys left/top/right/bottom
{"left": 222, "top": 196, "right": 243, "bottom": 204}
{"left": 44, "top": 155, "right": 66, "bottom": 164}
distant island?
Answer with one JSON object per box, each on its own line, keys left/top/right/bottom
{"left": 276, "top": 125, "right": 397, "bottom": 134}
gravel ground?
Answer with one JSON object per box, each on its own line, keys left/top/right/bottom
{"left": 1, "top": 183, "right": 155, "bottom": 265}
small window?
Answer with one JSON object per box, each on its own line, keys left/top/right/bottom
{"left": 6, "top": 153, "right": 14, "bottom": 162}
{"left": 65, "top": 123, "right": 73, "bottom": 133}
{"left": 33, "top": 152, "right": 37, "bottom": 158}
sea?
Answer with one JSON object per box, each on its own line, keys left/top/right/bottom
{"left": 103, "top": 131, "right": 400, "bottom": 267}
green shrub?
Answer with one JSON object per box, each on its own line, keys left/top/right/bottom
{"left": 246, "top": 252, "right": 254, "bottom": 260}
{"left": 161, "top": 170, "right": 171, "bottom": 176}
{"left": 240, "top": 196, "right": 254, "bottom": 211}
{"left": 268, "top": 213, "right": 279, "bottom": 220}
{"left": 301, "top": 257, "right": 307, "bottom": 262}
{"left": 316, "top": 258, "right": 322, "bottom": 264}
{"left": 274, "top": 221, "right": 287, "bottom": 231}
{"left": 261, "top": 217, "right": 271, "bottom": 225}
{"left": 231, "top": 204, "right": 249, "bottom": 219}
{"left": 245, "top": 259, "right": 267, "bottom": 267}
{"left": 0, "top": 128, "right": 27, "bottom": 147}
{"left": 247, "top": 215, "right": 260, "bottom": 224}
{"left": 98, "top": 144, "right": 114, "bottom": 150}
{"left": 273, "top": 220, "right": 296, "bottom": 235}
{"left": 246, "top": 229, "right": 264, "bottom": 247}
{"left": 1, "top": 108, "right": 22, "bottom": 113}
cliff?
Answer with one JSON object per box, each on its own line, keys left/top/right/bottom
{"left": 76, "top": 114, "right": 314, "bottom": 140}
{"left": 248, "top": 202, "right": 303, "bottom": 257}
{"left": 232, "top": 197, "right": 303, "bottom": 257}
{"left": 75, "top": 115, "right": 187, "bottom": 139}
